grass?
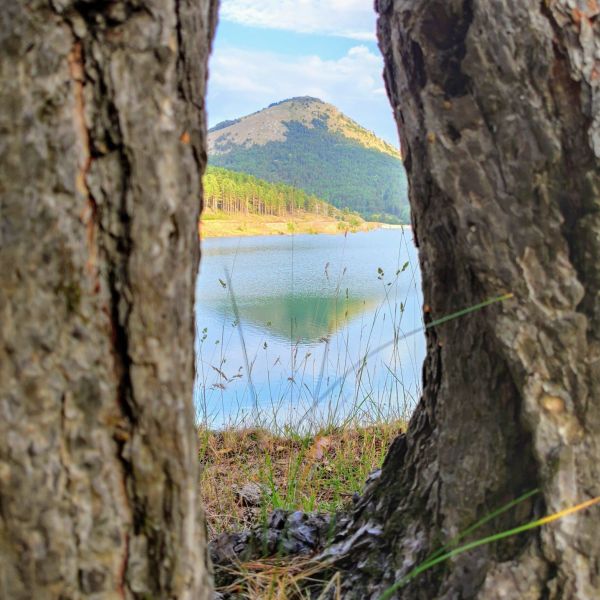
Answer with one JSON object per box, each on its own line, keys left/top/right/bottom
{"left": 379, "top": 492, "right": 600, "bottom": 599}
{"left": 195, "top": 225, "right": 424, "bottom": 436}
{"left": 199, "top": 209, "right": 382, "bottom": 238}
{"left": 205, "top": 460, "right": 600, "bottom": 600}
{"left": 195, "top": 228, "right": 557, "bottom": 598}
{"left": 199, "top": 420, "right": 403, "bottom": 538}
{"left": 201, "top": 421, "right": 404, "bottom": 599}
{"left": 214, "top": 555, "right": 337, "bottom": 600}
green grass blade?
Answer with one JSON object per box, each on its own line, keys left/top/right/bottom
{"left": 425, "top": 487, "right": 539, "bottom": 563}
{"left": 317, "top": 293, "right": 513, "bottom": 404}
{"left": 225, "top": 268, "right": 259, "bottom": 409}
{"left": 379, "top": 493, "right": 600, "bottom": 600}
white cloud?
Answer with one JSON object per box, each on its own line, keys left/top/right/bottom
{"left": 207, "top": 44, "right": 399, "bottom": 146}
{"left": 220, "top": 0, "right": 377, "bottom": 41}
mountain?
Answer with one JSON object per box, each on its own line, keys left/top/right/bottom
{"left": 208, "top": 97, "right": 409, "bottom": 223}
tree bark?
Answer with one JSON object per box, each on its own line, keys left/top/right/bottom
{"left": 323, "top": 1, "right": 600, "bottom": 598}
{"left": 0, "top": 1, "right": 217, "bottom": 598}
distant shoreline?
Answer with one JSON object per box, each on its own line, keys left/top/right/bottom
{"left": 199, "top": 212, "right": 409, "bottom": 238}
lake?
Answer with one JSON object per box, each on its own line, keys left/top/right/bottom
{"left": 194, "top": 228, "right": 425, "bottom": 431}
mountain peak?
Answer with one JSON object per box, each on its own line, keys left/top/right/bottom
{"left": 208, "top": 98, "right": 399, "bottom": 159}
{"left": 207, "top": 99, "right": 408, "bottom": 222}
{"left": 268, "top": 96, "right": 325, "bottom": 107}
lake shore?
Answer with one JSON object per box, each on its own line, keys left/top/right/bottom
{"left": 199, "top": 212, "right": 395, "bottom": 238}
{"left": 196, "top": 228, "right": 423, "bottom": 429}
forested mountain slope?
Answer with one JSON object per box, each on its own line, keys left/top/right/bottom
{"left": 203, "top": 166, "right": 342, "bottom": 217}
{"left": 208, "top": 97, "right": 409, "bottom": 223}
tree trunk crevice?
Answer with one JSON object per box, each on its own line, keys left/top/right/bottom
{"left": 319, "top": 1, "right": 600, "bottom": 598}
{"left": 1, "top": 1, "right": 217, "bottom": 598}
{"left": 2, "top": 1, "right": 600, "bottom": 599}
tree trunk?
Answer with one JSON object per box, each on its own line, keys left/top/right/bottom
{"left": 323, "top": 1, "right": 600, "bottom": 598}
{"left": 0, "top": 1, "right": 217, "bottom": 598}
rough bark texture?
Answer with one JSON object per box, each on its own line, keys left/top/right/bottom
{"left": 0, "top": 1, "right": 217, "bottom": 598}
{"left": 210, "top": 509, "right": 333, "bottom": 588}
{"left": 321, "top": 1, "right": 600, "bottom": 598}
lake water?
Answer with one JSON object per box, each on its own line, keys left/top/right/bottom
{"left": 194, "top": 228, "right": 425, "bottom": 430}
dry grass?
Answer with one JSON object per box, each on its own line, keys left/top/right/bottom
{"left": 215, "top": 555, "right": 341, "bottom": 600}
{"left": 202, "top": 423, "right": 403, "bottom": 599}
{"left": 199, "top": 211, "right": 379, "bottom": 238}
{"left": 199, "top": 421, "right": 404, "bottom": 539}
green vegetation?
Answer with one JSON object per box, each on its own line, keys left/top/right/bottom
{"left": 204, "top": 165, "right": 342, "bottom": 217}
{"left": 200, "top": 421, "right": 403, "bottom": 537}
{"left": 370, "top": 208, "right": 411, "bottom": 225}
{"left": 204, "top": 477, "right": 600, "bottom": 600}
{"left": 210, "top": 120, "right": 409, "bottom": 222}
{"left": 201, "top": 420, "right": 404, "bottom": 598}
{"left": 208, "top": 97, "right": 411, "bottom": 223}
{"left": 380, "top": 492, "right": 600, "bottom": 599}
{"left": 201, "top": 166, "right": 379, "bottom": 237}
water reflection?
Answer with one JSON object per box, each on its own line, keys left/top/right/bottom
{"left": 211, "top": 293, "right": 378, "bottom": 343}
{"left": 195, "top": 229, "right": 425, "bottom": 430}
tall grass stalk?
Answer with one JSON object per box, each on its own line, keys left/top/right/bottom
{"left": 195, "top": 227, "right": 511, "bottom": 435}
{"left": 224, "top": 267, "right": 259, "bottom": 412}
{"left": 379, "top": 494, "right": 600, "bottom": 600}
{"left": 195, "top": 231, "right": 425, "bottom": 434}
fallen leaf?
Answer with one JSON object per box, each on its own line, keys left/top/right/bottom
{"left": 308, "top": 435, "right": 332, "bottom": 460}
{"left": 215, "top": 448, "right": 233, "bottom": 455}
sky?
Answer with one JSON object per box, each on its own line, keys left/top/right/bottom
{"left": 206, "top": 0, "right": 400, "bottom": 147}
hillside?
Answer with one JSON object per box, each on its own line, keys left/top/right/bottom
{"left": 208, "top": 97, "right": 410, "bottom": 223}
{"left": 201, "top": 166, "right": 376, "bottom": 237}
{"left": 203, "top": 166, "right": 340, "bottom": 217}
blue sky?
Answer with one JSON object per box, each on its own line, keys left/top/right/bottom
{"left": 206, "top": 0, "right": 400, "bottom": 147}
